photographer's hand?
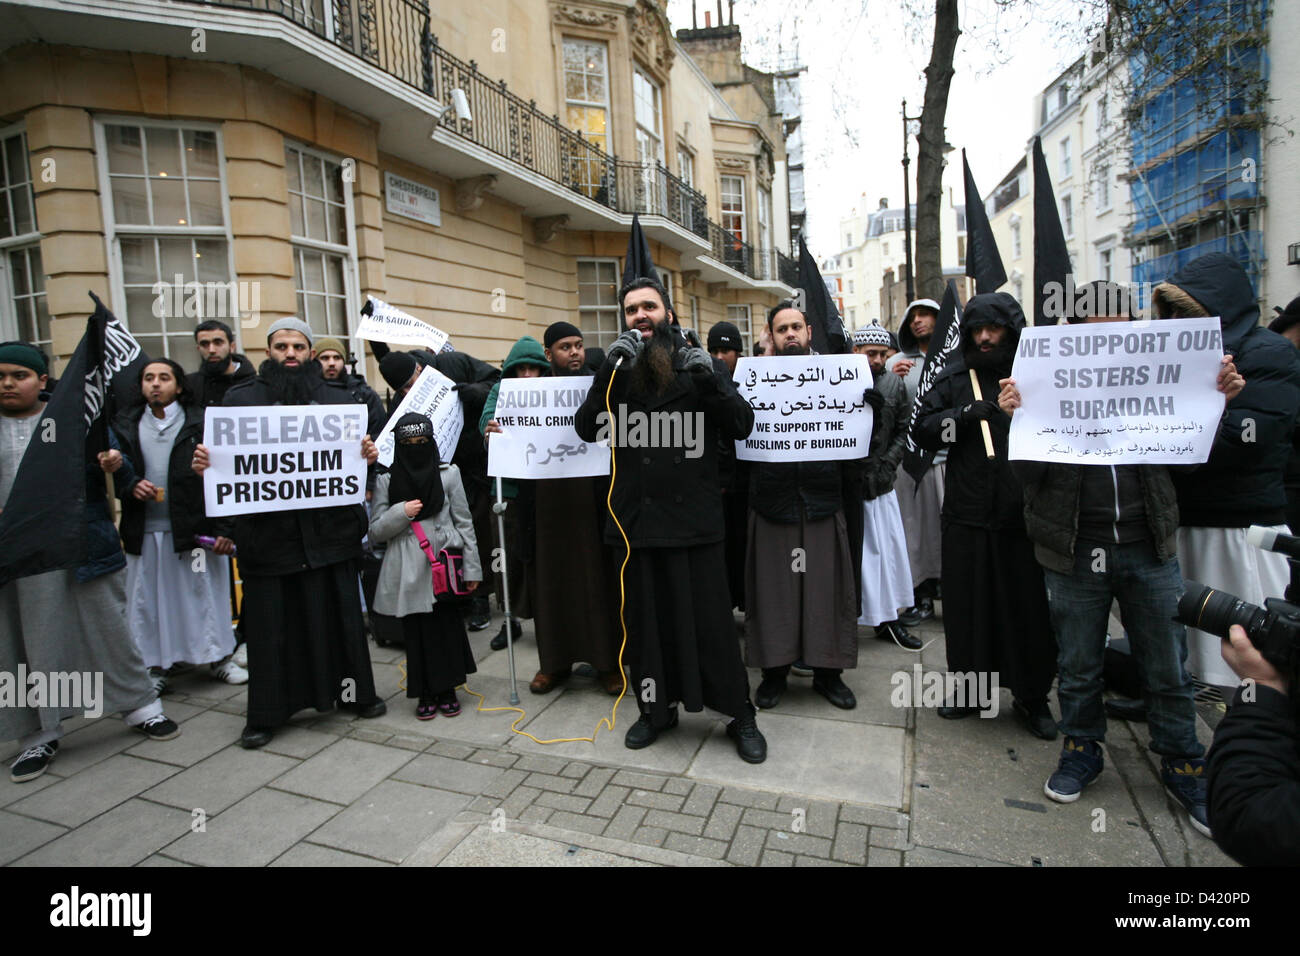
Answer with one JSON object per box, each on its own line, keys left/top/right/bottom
{"left": 1223, "top": 624, "right": 1289, "bottom": 697}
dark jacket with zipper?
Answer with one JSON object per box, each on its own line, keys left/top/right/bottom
{"left": 574, "top": 345, "right": 754, "bottom": 548}
{"left": 113, "top": 401, "right": 215, "bottom": 555}
{"left": 1156, "top": 253, "right": 1300, "bottom": 528}
{"left": 217, "top": 360, "right": 369, "bottom": 577}
{"left": 185, "top": 353, "right": 256, "bottom": 408}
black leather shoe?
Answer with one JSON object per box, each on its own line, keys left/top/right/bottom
{"left": 727, "top": 713, "right": 768, "bottom": 763}
{"left": 1104, "top": 696, "right": 1148, "bottom": 722}
{"left": 357, "top": 699, "right": 388, "bottom": 719}
{"left": 624, "top": 708, "right": 677, "bottom": 750}
{"left": 898, "top": 597, "right": 934, "bottom": 626}
{"left": 875, "top": 622, "right": 923, "bottom": 650}
{"left": 490, "top": 617, "right": 522, "bottom": 651}
{"left": 812, "top": 674, "right": 857, "bottom": 710}
{"left": 1013, "top": 698, "right": 1058, "bottom": 740}
{"left": 754, "top": 676, "right": 786, "bottom": 710}
{"left": 240, "top": 725, "right": 273, "bottom": 749}
{"left": 937, "top": 704, "right": 980, "bottom": 719}
{"left": 466, "top": 595, "right": 491, "bottom": 632}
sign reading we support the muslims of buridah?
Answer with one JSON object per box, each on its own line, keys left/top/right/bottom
{"left": 734, "top": 354, "right": 874, "bottom": 462}
{"left": 374, "top": 365, "right": 463, "bottom": 467}
{"left": 203, "top": 406, "right": 368, "bottom": 516}
{"left": 488, "top": 376, "right": 609, "bottom": 479}
{"left": 1008, "top": 316, "right": 1226, "bottom": 465}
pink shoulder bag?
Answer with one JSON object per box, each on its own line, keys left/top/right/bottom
{"left": 410, "top": 521, "right": 471, "bottom": 600}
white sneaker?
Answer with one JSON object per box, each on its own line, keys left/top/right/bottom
{"left": 232, "top": 642, "right": 248, "bottom": 669}
{"left": 210, "top": 658, "right": 249, "bottom": 684}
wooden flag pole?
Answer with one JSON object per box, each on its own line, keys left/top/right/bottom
{"left": 968, "top": 369, "right": 996, "bottom": 459}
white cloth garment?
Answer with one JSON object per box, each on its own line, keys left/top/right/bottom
{"left": 126, "top": 531, "right": 236, "bottom": 670}
{"left": 859, "top": 491, "right": 916, "bottom": 626}
{"left": 1175, "top": 524, "right": 1291, "bottom": 688}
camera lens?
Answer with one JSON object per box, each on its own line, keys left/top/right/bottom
{"left": 1177, "top": 581, "right": 1268, "bottom": 640}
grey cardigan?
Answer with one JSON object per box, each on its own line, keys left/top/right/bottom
{"left": 369, "top": 465, "right": 482, "bottom": 617}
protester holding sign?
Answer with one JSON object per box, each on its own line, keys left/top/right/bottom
{"left": 1154, "top": 253, "right": 1300, "bottom": 693}
{"left": 914, "top": 293, "right": 1058, "bottom": 739}
{"left": 1001, "top": 282, "right": 1241, "bottom": 831}
{"left": 483, "top": 327, "right": 623, "bottom": 695}
{"left": 574, "top": 276, "right": 766, "bottom": 763}
{"left": 191, "top": 318, "right": 384, "bottom": 750}
{"left": 744, "top": 302, "right": 861, "bottom": 712}
{"left": 369, "top": 413, "right": 481, "bottom": 719}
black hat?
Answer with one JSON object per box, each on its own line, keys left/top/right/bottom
{"left": 394, "top": 412, "right": 434, "bottom": 442}
{"left": 379, "top": 351, "right": 418, "bottom": 392}
{"left": 1268, "top": 295, "right": 1300, "bottom": 336}
{"left": 544, "top": 321, "right": 583, "bottom": 349}
{"left": 707, "top": 321, "right": 742, "bottom": 353}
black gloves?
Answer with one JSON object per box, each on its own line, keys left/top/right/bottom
{"left": 862, "top": 388, "right": 885, "bottom": 414}
{"left": 959, "top": 400, "right": 1000, "bottom": 424}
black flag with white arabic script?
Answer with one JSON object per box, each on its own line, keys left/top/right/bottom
{"left": 901, "top": 281, "right": 963, "bottom": 485}
{"left": 0, "top": 293, "right": 147, "bottom": 585}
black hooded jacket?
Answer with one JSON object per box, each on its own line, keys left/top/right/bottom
{"left": 185, "top": 353, "right": 256, "bottom": 407}
{"left": 114, "top": 400, "right": 214, "bottom": 554}
{"left": 914, "top": 293, "right": 1026, "bottom": 531}
{"left": 1155, "top": 253, "right": 1300, "bottom": 528}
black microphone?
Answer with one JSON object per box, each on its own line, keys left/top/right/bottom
{"left": 1246, "top": 525, "right": 1300, "bottom": 561}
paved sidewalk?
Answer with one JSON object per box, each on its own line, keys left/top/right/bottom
{"left": 0, "top": 606, "right": 1232, "bottom": 866}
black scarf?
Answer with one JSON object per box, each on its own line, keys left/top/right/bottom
{"left": 389, "top": 413, "right": 444, "bottom": 521}
{"left": 963, "top": 338, "right": 1016, "bottom": 378}
{"left": 259, "top": 358, "right": 323, "bottom": 406}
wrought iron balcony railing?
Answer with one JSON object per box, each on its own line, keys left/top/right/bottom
{"left": 175, "top": 0, "right": 788, "bottom": 284}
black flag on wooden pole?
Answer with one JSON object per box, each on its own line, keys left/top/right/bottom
{"left": 962, "top": 150, "right": 1008, "bottom": 295}
{"left": 1032, "top": 136, "right": 1073, "bottom": 326}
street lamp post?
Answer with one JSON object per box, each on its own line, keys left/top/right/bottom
{"left": 901, "top": 100, "right": 921, "bottom": 304}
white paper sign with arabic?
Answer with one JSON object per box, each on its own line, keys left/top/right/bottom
{"left": 734, "top": 354, "right": 874, "bottom": 462}
{"left": 487, "top": 377, "right": 608, "bottom": 479}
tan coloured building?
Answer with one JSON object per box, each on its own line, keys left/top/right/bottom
{"left": 0, "top": 0, "right": 796, "bottom": 380}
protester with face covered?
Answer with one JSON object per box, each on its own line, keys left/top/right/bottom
{"left": 574, "top": 277, "right": 766, "bottom": 762}
{"left": 191, "top": 318, "right": 384, "bottom": 749}
{"left": 369, "top": 413, "right": 481, "bottom": 718}
{"left": 186, "top": 320, "right": 254, "bottom": 407}
{"left": 2, "top": 342, "right": 180, "bottom": 783}
{"left": 914, "top": 293, "right": 1058, "bottom": 738}
{"left": 482, "top": 325, "right": 624, "bottom": 694}
{"left": 888, "top": 299, "right": 946, "bottom": 625}
{"left": 1154, "top": 254, "right": 1300, "bottom": 694}
{"left": 115, "top": 358, "right": 246, "bottom": 691}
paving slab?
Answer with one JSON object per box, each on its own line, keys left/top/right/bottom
{"left": 12, "top": 798, "right": 192, "bottom": 867}
{"left": 687, "top": 713, "right": 906, "bottom": 808}
{"left": 5, "top": 753, "right": 179, "bottom": 828}
{"left": 437, "top": 824, "right": 657, "bottom": 867}
{"left": 271, "top": 843, "right": 394, "bottom": 867}
{"left": 270, "top": 737, "right": 415, "bottom": 805}
{"left": 364, "top": 674, "right": 562, "bottom": 749}
{"left": 390, "top": 752, "right": 506, "bottom": 796}
{"left": 164, "top": 788, "right": 340, "bottom": 866}
{"left": 307, "top": 779, "right": 469, "bottom": 863}
{"left": 141, "top": 746, "right": 300, "bottom": 815}
{"left": 124, "top": 710, "right": 246, "bottom": 767}
{"left": 259, "top": 723, "right": 337, "bottom": 759}
{"left": 751, "top": 663, "right": 910, "bottom": 728}
{"left": 0, "top": 809, "right": 67, "bottom": 865}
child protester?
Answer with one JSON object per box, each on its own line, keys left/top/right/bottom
{"left": 370, "top": 413, "right": 481, "bottom": 718}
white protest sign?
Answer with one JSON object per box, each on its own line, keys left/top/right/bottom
{"left": 734, "top": 354, "right": 874, "bottom": 462}
{"left": 487, "top": 377, "right": 609, "bottom": 479}
{"left": 1008, "top": 316, "right": 1226, "bottom": 465}
{"left": 203, "top": 405, "right": 367, "bottom": 516}
{"left": 374, "top": 364, "right": 464, "bottom": 466}
{"left": 357, "top": 297, "right": 449, "bottom": 353}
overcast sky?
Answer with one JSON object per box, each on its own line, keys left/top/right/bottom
{"left": 665, "top": 0, "right": 1098, "bottom": 257}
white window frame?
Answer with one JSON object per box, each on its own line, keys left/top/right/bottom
{"left": 0, "top": 123, "right": 44, "bottom": 345}
{"left": 726, "top": 303, "right": 751, "bottom": 345}
{"left": 1059, "top": 136, "right": 1072, "bottom": 180}
{"left": 285, "top": 140, "right": 361, "bottom": 349}
{"left": 1097, "top": 241, "right": 1116, "bottom": 282}
{"left": 720, "top": 175, "right": 747, "bottom": 243}
{"left": 1095, "top": 163, "right": 1112, "bottom": 214}
{"left": 94, "top": 116, "right": 238, "bottom": 365}
{"left": 1011, "top": 221, "right": 1022, "bottom": 259}
{"left": 1060, "top": 192, "right": 1074, "bottom": 239}
{"left": 564, "top": 37, "right": 611, "bottom": 197}
{"left": 577, "top": 257, "right": 622, "bottom": 351}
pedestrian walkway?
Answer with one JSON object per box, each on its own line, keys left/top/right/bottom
{"left": 0, "top": 607, "right": 1232, "bottom": 866}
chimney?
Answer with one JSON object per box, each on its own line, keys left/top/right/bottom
{"left": 704, "top": 10, "right": 711, "bottom": 27}
{"left": 879, "top": 197, "right": 888, "bottom": 210}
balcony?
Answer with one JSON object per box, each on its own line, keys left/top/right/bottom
{"left": 167, "top": 0, "right": 791, "bottom": 289}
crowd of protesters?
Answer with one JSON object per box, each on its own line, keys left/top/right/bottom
{"left": 2, "top": 251, "right": 1297, "bottom": 865}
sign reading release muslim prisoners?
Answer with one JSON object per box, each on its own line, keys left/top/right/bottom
{"left": 487, "top": 377, "right": 609, "bottom": 479}
{"left": 374, "top": 364, "right": 464, "bottom": 467}
{"left": 356, "top": 296, "right": 450, "bottom": 353}
{"left": 734, "top": 354, "right": 874, "bottom": 463}
{"left": 203, "top": 406, "right": 368, "bottom": 516}
{"left": 1008, "top": 316, "right": 1226, "bottom": 465}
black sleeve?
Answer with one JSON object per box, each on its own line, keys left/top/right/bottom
{"left": 574, "top": 360, "right": 616, "bottom": 442}
{"left": 1207, "top": 684, "right": 1300, "bottom": 866}
{"left": 697, "top": 367, "right": 754, "bottom": 441}
{"left": 913, "top": 376, "right": 963, "bottom": 452}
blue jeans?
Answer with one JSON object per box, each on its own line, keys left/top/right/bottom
{"left": 1042, "top": 539, "right": 1203, "bottom": 759}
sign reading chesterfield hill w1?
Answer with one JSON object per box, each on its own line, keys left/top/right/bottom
{"left": 203, "top": 406, "right": 368, "bottom": 516}
{"left": 734, "top": 354, "right": 874, "bottom": 462}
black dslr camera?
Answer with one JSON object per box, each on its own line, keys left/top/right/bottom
{"left": 1177, "top": 582, "right": 1300, "bottom": 687}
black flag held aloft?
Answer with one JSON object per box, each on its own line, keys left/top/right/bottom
{"left": 1032, "top": 136, "right": 1073, "bottom": 326}
{"left": 0, "top": 293, "right": 148, "bottom": 586}
{"left": 623, "top": 212, "right": 676, "bottom": 323}
{"left": 962, "top": 150, "right": 1008, "bottom": 295}
{"left": 796, "top": 234, "right": 849, "bottom": 355}
{"left": 901, "top": 280, "right": 964, "bottom": 485}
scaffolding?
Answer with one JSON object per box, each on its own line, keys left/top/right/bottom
{"left": 1125, "top": 0, "right": 1269, "bottom": 293}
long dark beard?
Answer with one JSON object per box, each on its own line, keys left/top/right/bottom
{"left": 963, "top": 338, "right": 1016, "bottom": 376}
{"left": 259, "top": 358, "right": 322, "bottom": 405}
{"left": 627, "top": 322, "right": 676, "bottom": 397}
{"left": 202, "top": 354, "right": 232, "bottom": 378}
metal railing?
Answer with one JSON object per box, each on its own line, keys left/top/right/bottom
{"left": 174, "top": 0, "right": 790, "bottom": 284}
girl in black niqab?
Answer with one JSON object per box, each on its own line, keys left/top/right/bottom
{"left": 388, "top": 412, "right": 444, "bottom": 519}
